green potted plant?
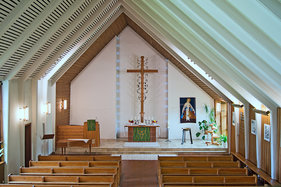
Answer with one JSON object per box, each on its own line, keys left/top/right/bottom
{"left": 218, "top": 135, "right": 227, "bottom": 147}
{"left": 196, "top": 120, "right": 210, "bottom": 140}
{"left": 196, "top": 105, "right": 217, "bottom": 141}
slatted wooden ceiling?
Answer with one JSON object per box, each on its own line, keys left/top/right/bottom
{"left": 0, "top": 0, "right": 121, "bottom": 81}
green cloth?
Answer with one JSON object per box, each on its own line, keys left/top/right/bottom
{"left": 133, "top": 127, "right": 150, "bottom": 142}
{"left": 87, "top": 119, "right": 96, "bottom": 131}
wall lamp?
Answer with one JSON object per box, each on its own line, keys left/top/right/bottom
{"left": 232, "top": 104, "right": 244, "bottom": 108}
{"left": 19, "top": 106, "right": 29, "bottom": 121}
{"left": 252, "top": 108, "right": 270, "bottom": 116}
{"left": 60, "top": 99, "right": 67, "bottom": 110}
{"left": 43, "top": 102, "right": 51, "bottom": 114}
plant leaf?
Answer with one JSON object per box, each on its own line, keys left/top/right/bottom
{"left": 196, "top": 132, "right": 201, "bottom": 137}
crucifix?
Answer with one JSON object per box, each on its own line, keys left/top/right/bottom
{"left": 127, "top": 56, "right": 158, "bottom": 123}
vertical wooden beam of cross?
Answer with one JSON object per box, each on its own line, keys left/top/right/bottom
{"left": 127, "top": 56, "right": 158, "bottom": 123}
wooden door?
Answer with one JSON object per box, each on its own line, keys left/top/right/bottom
{"left": 25, "top": 123, "right": 32, "bottom": 167}
{"left": 238, "top": 108, "right": 245, "bottom": 156}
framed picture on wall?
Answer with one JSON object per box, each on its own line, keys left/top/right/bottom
{"left": 264, "top": 124, "right": 270, "bottom": 142}
{"left": 232, "top": 112, "right": 236, "bottom": 126}
{"left": 251, "top": 119, "right": 256, "bottom": 135}
{"left": 180, "top": 97, "right": 196, "bottom": 123}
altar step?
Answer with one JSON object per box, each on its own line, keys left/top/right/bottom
{"left": 56, "top": 139, "right": 229, "bottom": 155}
{"left": 90, "top": 147, "right": 228, "bottom": 155}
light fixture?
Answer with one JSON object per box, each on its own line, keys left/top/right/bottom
{"left": 232, "top": 103, "right": 244, "bottom": 108}
{"left": 43, "top": 102, "right": 51, "bottom": 114}
{"left": 60, "top": 99, "right": 67, "bottom": 110}
{"left": 19, "top": 106, "right": 29, "bottom": 121}
{"left": 47, "top": 102, "right": 51, "bottom": 114}
{"left": 252, "top": 108, "right": 270, "bottom": 116}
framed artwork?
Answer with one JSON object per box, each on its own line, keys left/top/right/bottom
{"left": 251, "top": 120, "right": 256, "bottom": 135}
{"left": 180, "top": 97, "right": 196, "bottom": 123}
{"left": 232, "top": 112, "right": 236, "bottom": 126}
{"left": 264, "top": 124, "right": 270, "bottom": 142}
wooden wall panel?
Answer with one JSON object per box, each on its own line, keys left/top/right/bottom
{"left": 238, "top": 107, "right": 245, "bottom": 156}
{"left": 261, "top": 105, "right": 271, "bottom": 175}
{"left": 231, "top": 106, "right": 236, "bottom": 153}
{"left": 56, "top": 81, "right": 70, "bottom": 127}
{"left": 248, "top": 104, "right": 257, "bottom": 164}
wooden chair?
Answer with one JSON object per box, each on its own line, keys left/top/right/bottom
{"left": 181, "top": 128, "right": 193, "bottom": 144}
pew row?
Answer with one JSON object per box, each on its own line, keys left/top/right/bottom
{"left": 160, "top": 175, "right": 257, "bottom": 187}
{"left": 38, "top": 155, "right": 121, "bottom": 161}
{"left": 8, "top": 175, "right": 117, "bottom": 187}
{"left": 158, "top": 155, "right": 233, "bottom": 162}
{"left": 29, "top": 161, "right": 120, "bottom": 168}
{"left": 160, "top": 167, "right": 248, "bottom": 176}
{"left": 20, "top": 167, "right": 117, "bottom": 176}
{"left": 0, "top": 185, "right": 113, "bottom": 187}
{"left": 159, "top": 161, "right": 241, "bottom": 168}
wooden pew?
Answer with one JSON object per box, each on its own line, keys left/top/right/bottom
{"left": 160, "top": 167, "right": 248, "bottom": 176}
{"left": 38, "top": 155, "right": 121, "bottom": 161}
{"left": 29, "top": 161, "right": 120, "bottom": 168}
{"left": 158, "top": 155, "right": 233, "bottom": 161}
{"left": 0, "top": 185, "right": 111, "bottom": 187}
{"left": 159, "top": 161, "right": 241, "bottom": 168}
{"left": 28, "top": 161, "right": 120, "bottom": 185}
{"left": 8, "top": 175, "right": 117, "bottom": 187}
{"left": 20, "top": 167, "right": 117, "bottom": 176}
{"left": 161, "top": 175, "right": 257, "bottom": 186}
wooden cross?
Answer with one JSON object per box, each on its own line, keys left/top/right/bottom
{"left": 127, "top": 56, "right": 158, "bottom": 123}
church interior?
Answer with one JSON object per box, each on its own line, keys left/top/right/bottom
{"left": 0, "top": 0, "right": 280, "bottom": 186}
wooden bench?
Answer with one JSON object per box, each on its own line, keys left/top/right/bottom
{"left": 28, "top": 161, "right": 120, "bottom": 185}
{"left": 160, "top": 167, "right": 248, "bottom": 176}
{"left": 29, "top": 161, "right": 120, "bottom": 168}
{"left": 8, "top": 175, "right": 117, "bottom": 187}
{"left": 0, "top": 185, "right": 112, "bottom": 187}
{"left": 20, "top": 167, "right": 117, "bottom": 176}
{"left": 38, "top": 155, "right": 121, "bottom": 161}
{"left": 160, "top": 175, "right": 257, "bottom": 187}
{"left": 20, "top": 167, "right": 120, "bottom": 186}
{"left": 159, "top": 161, "right": 241, "bottom": 168}
{"left": 158, "top": 155, "right": 233, "bottom": 161}
{"left": 56, "top": 123, "right": 100, "bottom": 154}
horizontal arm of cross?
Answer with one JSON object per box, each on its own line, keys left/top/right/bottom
{"left": 127, "top": 69, "right": 158, "bottom": 73}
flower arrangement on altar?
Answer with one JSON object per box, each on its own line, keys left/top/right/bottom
{"left": 128, "top": 120, "right": 134, "bottom": 123}
{"left": 152, "top": 120, "right": 157, "bottom": 124}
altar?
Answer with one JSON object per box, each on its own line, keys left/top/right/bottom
{"left": 125, "top": 125, "right": 160, "bottom": 142}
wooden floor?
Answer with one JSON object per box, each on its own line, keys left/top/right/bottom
{"left": 121, "top": 160, "right": 158, "bottom": 187}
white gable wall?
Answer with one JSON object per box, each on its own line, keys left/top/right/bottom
{"left": 168, "top": 62, "right": 214, "bottom": 140}
{"left": 70, "top": 37, "right": 116, "bottom": 139}
{"left": 119, "top": 27, "right": 168, "bottom": 138}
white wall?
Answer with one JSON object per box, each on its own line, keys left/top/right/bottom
{"left": 168, "top": 63, "right": 214, "bottom": 140}
{"left": 70, "top": 37, "right": 116, "bottom": 139}
{"left": 36, "top": 78, "right": 55, "bottom": 156}
{"left": 119, "top": 27, "right": 167, "bottom": 137}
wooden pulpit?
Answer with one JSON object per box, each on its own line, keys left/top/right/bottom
{"left": 84, "top": 121, "right": 100, "bottom": 147}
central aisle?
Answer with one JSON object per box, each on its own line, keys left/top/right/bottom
{"left": 121, "top": 160, "right": 158, "bottom": 187}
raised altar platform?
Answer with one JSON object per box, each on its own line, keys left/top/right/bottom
{"left": 55, "top": 138, "right": 228, "bottom": 155}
